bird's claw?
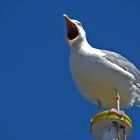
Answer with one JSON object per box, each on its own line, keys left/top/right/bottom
{"left": 109, "top": 108, "right": 124, "bottom": 116}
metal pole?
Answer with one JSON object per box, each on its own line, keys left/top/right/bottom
{"left": 102, "top": 125, "right": 119, "bottom": 140}
{"left": 90, "top": 111, "right": 132, "bottom": 140}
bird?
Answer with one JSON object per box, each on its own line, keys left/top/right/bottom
{"left": 63, "top": 14, "right": 140, "bottom": 115}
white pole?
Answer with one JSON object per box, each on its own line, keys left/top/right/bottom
{"left": 102, "top": 125, "right": 120, "bottom": 140}
{"left": 90, "top": 111, "right": 132, "bottom": 140}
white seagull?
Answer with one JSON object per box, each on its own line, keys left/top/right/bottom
{"left": 64, "top": 14, "right": 140, "bottom": 114}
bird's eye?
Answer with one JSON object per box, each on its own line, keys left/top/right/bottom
{"left": 77, "top": 22, "right": 82, "bottom": 26}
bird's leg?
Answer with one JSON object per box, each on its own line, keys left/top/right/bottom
{"left": 110, "top": 89, "right": 124, "bottom": 115}
{"left": 115, "top": 89, "right": 120, "bottom": 110}
{"left": 89, "top": 99, "right": 102, "bottom": 133}
{"left": 97, "top": 99, "right": 103, "bottom": 113}
{"left": 89, "top": 100, "right": 103, "bottom": 133}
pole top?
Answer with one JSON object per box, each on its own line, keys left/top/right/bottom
{"left": 90, "top": 110, "right": 132, "bottom": 140}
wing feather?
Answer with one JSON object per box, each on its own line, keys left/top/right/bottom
{"left": 101, "top": 50, "right": 140, "bottom": 82}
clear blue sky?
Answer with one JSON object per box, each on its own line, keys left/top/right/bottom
{"left": 0, "top": 0, "right": 140, "bottom": 139}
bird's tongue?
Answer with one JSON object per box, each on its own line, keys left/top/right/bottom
{"left": 67, "top": 24, "right": 79, "bottom": 40}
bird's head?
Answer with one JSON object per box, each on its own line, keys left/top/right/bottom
{"left": 63, "top": 14, "right": 87, "bottom": 47}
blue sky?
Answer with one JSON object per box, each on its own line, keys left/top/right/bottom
{"left": 0, "top": 0, "right": 140, "bottom": 139}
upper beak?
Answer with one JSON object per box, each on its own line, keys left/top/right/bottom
{"left": 63, "top": 14, "right": 76, "bottom": 33}
{"left": 63, "top": 14, "right": 71, "bottom": 22}
{"left": 63, "top": 14, "right": 72, "bottom": 26}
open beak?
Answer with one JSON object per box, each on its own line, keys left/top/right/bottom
{"left": 63, "top": 14, "right": 79, "bottom": 40}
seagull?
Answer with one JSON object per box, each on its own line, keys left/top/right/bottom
{"left": 63, "top": 14, "right": 140, "bottom": 114}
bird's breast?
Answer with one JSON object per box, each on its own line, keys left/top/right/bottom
{"left": 69, "top": 52, "right": 134, "bottom": 107}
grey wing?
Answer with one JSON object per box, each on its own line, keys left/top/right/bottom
{"left": 101, "top": 50, "right": 140, "bottom": 107}
{"left": 101, "top": 50, "right": 140, "bottom": 82}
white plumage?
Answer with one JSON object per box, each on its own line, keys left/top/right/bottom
{"left": 64, "top": 14, "right": 140, "bottom": 109}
